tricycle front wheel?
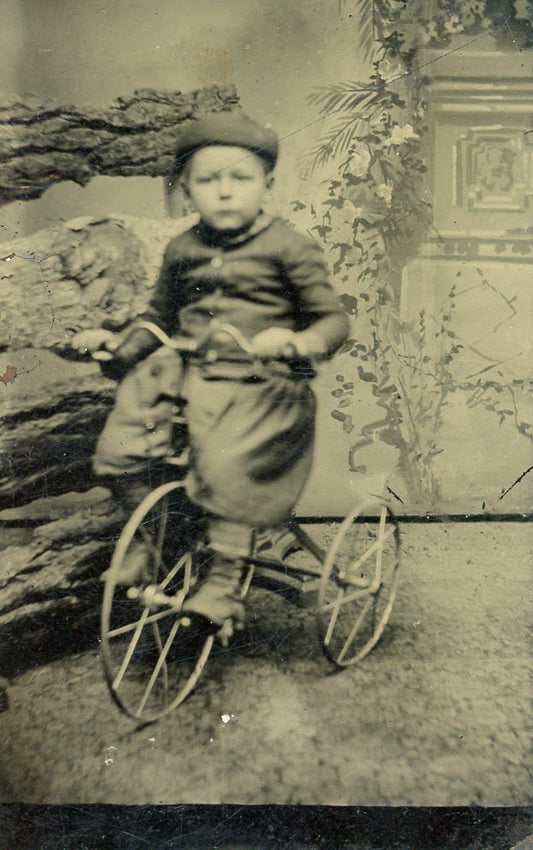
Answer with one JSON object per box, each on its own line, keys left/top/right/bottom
{"left": 317, "top": 500, "right": 401, "bottom": 669}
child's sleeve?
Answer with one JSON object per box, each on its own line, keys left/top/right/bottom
{"left": 284, "top": 234, "right": 350, "bottom": 356}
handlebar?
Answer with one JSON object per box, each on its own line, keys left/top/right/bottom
{"left": 134, "top": 320, "right": 258, "bottom": 357}
{"left": 53, "top": 320, "right": 301, "bottom": 365}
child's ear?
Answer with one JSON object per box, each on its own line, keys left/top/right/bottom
{"left": 265, "top": 174, "right": 274, "bottom": 192}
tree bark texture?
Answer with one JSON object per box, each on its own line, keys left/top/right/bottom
{"left": 0, "top": 82, "right": 239, "bottom": 657}
{"left": 0, "top": 85, "right": 239, "bottom": 204}
{"left": 1, "top": 214, "right": 192, "bottom": 351}
{"left": 0, "top": 499, "right": 122, "bottom": 672}
{"left": 0, "top": 214, "right": 193, "bottom": 508}
{"left": 1, "top": 377, "right": 114, "bottom": 510}
{"left": 0, "top": 215, "right": 191, "bottom": 644}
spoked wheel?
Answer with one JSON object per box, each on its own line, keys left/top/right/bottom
{"left": 317, "top": 500, "right": 401, "bottom": 669}
{"left": 101, "top": 481, "right": 213, "bottom": 723}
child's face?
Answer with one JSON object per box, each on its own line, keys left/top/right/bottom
{"left": 183, "top": 145, "right": 273, "bottom": 231}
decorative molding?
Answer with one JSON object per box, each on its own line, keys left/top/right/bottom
{"left": 418, "top": 236, "right": 533, "bottom": 262}
{"left": 431, "top": 79, "right": 532, "bottom": 106}
{"left": 426, "top": 47, "right": 533, "bottom": 231}
{"left": 420, "top": 44, "right": 533, "bottom": 80}
{"left": 454, "top": 127, "right": 532, "bottom": 212}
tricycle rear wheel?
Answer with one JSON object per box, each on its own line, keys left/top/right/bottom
{"left": 100, "top": 481, "right": 213, "bottom": 723}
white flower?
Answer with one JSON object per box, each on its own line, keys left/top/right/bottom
{"left": 384, "top": 123, "right": 419, "bottom": 147}
{"left": 460, "top": 10, "right": 477, "bottom": 28}
{"left": 419, "top": 20, "right": 439, "bottom": 44}
{"left": 387, "top": 0, "right": 410, "bottom": 11}
{"left": 462, "top": 0, "right": 486, "bottom": 17}
{"left": 444, "top": 15, "right": 465, "bottom": 34}
{"left": 346, "top": 147, "right": 371, "bottom": 177}
{"left": 344, "top": 200, "right": 364, "bottom": 218}
{"left": 377, "top": 183, "right": 393, "bottom": 205}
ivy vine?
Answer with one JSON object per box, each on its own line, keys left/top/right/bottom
{"left": 292, "top": 0, "right": 533, "bottom": 507}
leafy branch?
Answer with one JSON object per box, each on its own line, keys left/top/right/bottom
{"left": 295, "top": 0, "right": 533, "bottom": 506}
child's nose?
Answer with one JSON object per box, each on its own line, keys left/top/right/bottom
{"left": 217, "top": 176, "right": 232, "bottom": 197}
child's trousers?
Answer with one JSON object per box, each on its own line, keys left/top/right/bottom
{"left": 184, "top": 365, "right": 315, "bottom": 527}
{"left": 93, "top": 350, "right": 316, "bottom": 531}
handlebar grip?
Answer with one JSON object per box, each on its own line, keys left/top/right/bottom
{"left": 52, "top": 341, "right": 116, "bottom": 363}
{"left": 51, "top": 343, "right": 96, "bottom": 363}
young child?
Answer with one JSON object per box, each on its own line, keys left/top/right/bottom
{"left": 81, "top": 111, "right": 349, "bottom": 633}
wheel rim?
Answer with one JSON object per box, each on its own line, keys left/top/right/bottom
{"left": 317, "top": 501, "right": 401, "bottom": 668}
{"left": 101, "top": 481, "right": 213, "bottom": 722}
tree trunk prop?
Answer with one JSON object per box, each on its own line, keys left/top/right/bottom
{"left": 0, "top": 84, "right": 238, "bottom": 204}
{"left": 0, "top": 83, "right": 239, "bottom": 663}
{"left": 0, "top": 497, "right": 123, "bottom": 673}
{"left": 0, "top": 214, "right": 200, "bottom": 659}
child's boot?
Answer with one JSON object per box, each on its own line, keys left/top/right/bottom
{"left": 182, "top": 550, "right": 246, "bottom": 629}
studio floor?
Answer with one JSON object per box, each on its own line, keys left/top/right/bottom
{"left": 0, "top": 521, "right": 531, "bottom": 807}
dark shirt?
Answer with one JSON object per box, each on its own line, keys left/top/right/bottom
{"left": 115, "top": 215, "right": 349, "bottom": 370}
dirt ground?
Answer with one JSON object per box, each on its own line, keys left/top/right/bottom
{"left": 0, "top": 521, "right": 531, "bottom": 808}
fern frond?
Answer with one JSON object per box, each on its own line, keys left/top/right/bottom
{"left": 308, "top": 81, "right": 381, "bottom": 116}
{"left": 336, "top": 0, "right": 377, "bottom": 59}
{"left": 354, "top": 0, "right": 376, "bottom": 61}
{"left": 307, "top": 112, "right": 379, "bottom": 171}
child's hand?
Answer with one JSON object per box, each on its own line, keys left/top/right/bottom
{"left": 71, "top": 329, "right": 119, "bottom": 361}
{"left": 252, "top": 327, "right": 328, "bottom": 359}
{"left": 251, "top": 328, "right": 300, "bottom": 358}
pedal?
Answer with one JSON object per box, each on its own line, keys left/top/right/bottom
{"left": 126, "top": 585, "right": 175, "bottom": 609}
{"left": 216, "top": 618, "right": 235, "bottom": 647}
{"left": 336, "top": 569, "right": 372, "bottom": 588}
{"left": 256, "top": 528, "right": 303, "bottom": 564}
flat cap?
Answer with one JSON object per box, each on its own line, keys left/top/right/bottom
{"left": 173, "top": 111, "right": 278, "bottom": 173}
